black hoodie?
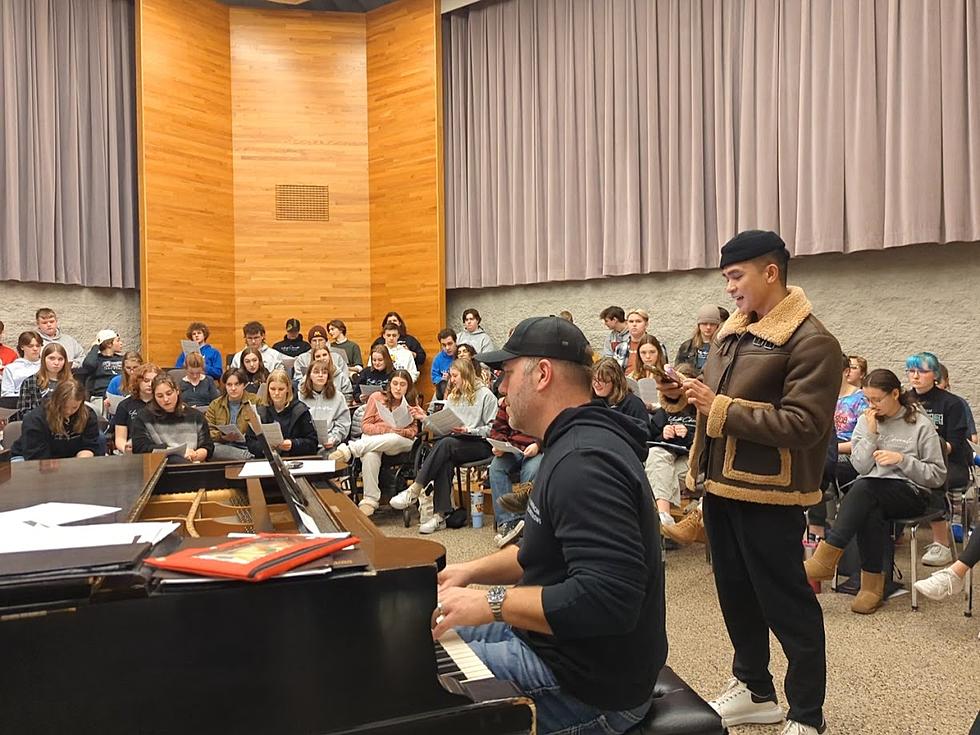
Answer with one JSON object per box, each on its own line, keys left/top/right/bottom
{"left": 246, "top": 399, "right": 319, "bottom": 457}
{"left": 515, "top": 401, "right": 667, "bottom": 711}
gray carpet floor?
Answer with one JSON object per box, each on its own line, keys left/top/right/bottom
{"left": 372, "top": 509, "right": 980, "bottom": 734}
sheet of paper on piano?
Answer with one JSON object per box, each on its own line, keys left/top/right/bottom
{"left": 0, "top": 520, "right": 179, "bottom": 554}
{"left": 236, "top": 459, "right": 336, "bottom": 479}
{"left": 0, "top": 502, "right": 121, "bottom": 526}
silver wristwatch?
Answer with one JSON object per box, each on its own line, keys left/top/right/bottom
{"left": 487, "top": 585, "right": 507, "bottom": 622}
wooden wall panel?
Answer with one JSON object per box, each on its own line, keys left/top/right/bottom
{"left": 137, "top": 0, "right": 236, "bottom": 366}
{"left": 229, "top": 9, "right": 373, "bottom": 354}
{"left": 367, "top": 0, "right": 444, "bottom": 394}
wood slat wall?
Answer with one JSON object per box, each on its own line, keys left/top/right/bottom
{"left": 229, "top": 9, "right": 373, "bottom": 353}
{"left": 366, "top": 0, "right": 445, "bottom": 397}
{"left": 136, "top": 0, "right": 236, "bottom": 366}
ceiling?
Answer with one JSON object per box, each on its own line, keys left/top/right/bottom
{"left": 216, "top": 0, "right": 400, "bottom": 12}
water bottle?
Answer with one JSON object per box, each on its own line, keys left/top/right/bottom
{"left": 470, "top": 491, "right": 484, "bottom": 529}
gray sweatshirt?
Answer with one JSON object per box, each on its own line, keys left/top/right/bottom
{"left": 849, "top": 408, "right": 947, "bottom": 490}
{"left": 300, "top": 389, "right": 352, "bottom": 446}
{"left": 446, "top": 386, "right": 498, "bottom": 437}
{"left": 457, "top": 328, "right": 495, "bottom": 356}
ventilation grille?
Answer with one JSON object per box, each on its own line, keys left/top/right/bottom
{"left": 275, "top": 184, "right": 329, "bottom": 221}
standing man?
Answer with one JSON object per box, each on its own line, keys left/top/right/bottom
{"left": 434, "top": 316, "right": 667, "bottom": 735}
{"left": 659, "top": 231, "right": 840, "bottom": 735}
{"left": 599, "top": 306, "right": 630, "bottom": 367}
{"left": 34, "top": 308, "right": 85, "bottom": 368}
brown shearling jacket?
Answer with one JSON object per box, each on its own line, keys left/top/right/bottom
{"left": 664, "top": 287, "right": 841, "bottom": 506}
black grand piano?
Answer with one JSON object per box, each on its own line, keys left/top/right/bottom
{"left": 0, "top": 449, "right": 723, "bottom": 735}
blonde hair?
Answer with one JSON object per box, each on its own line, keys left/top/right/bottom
{"left": 45, "top": 380, "right": 90, "bottom": 436}
{"left": 626, "top": 308, "right": 649, "bottom": 323}
{"left": 184, "top": 352, "right": 204, "bottom": 370}
{"left": 266, "top": 369, "right": 294, "bottom": 406}
{"left": 446, "top": 358, "right": 480, "bottom": 404}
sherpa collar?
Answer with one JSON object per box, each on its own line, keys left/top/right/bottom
{"left": 716, "top": 286, "right": 812, "bottom": 347}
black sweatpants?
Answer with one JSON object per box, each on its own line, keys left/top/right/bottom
{"left": 825, "top": 477, "right": 928, "bottom": 574}
{"left": 703, "top": 492, "right": 825, "bottom": 729}
{"left": 416, "top": 435, "right": 492, "bottom": 516}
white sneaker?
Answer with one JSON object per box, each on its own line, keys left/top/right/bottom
{"left": 389, "top": 482, "right": 423, "bottom": 510}
{"left": 782, "top": 720, "right": 827, "bottom": 735}
{"left": 913, "top": 567, "right": 965, "bottom": 600}
{"left": 418, "top": 493, "right": 435, "bottom": 524}
{"left": 419, "top": 513, "right": 446, "bottom": 534}
{"left": 358, "top": 501, "right": 376, "bottom": 517}
{"left": 328, "top": 444, "right": 352, "bottom": 462}
{"left": 495, "top": 520, "right": 525, "bottom": 548}
{"left": 659, "top": 511, "right": 675, "bottom": 527}
{"left": 708, "top": 678, "right": 783, "bottom": 727}
{"left": 921, "top": 542, "right": 953, "bottom": 567}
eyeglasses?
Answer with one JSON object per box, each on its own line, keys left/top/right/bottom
{"left": 592, "top": 377, "right": 610, "bottom": 385}
{"left": 905, "top": 368, "right": 934, "bottom": 376}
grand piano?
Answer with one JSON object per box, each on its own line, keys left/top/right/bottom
{"left": 0, "top": 450, "right": 724, "bottom": 735}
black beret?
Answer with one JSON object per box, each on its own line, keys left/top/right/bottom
{"left": 719, "top": 230, "right": 789, "bottom": 268}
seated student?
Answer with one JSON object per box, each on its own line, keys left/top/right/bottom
{"left": 179, "top": 352, "right": 220, "bottom": 407}
{"left": 430, "top": 328, "right": 457, "bottom": 400}
{"left": 487, "top": 398, "right": 541, "bottom": 549}
{"left": 805, "top": 368, "right": 946, "bottom": 614}
{"left": 273, "top": 317, "right": 311, "bottom": 359}
{"left": 0, "top": 320, "right": 17, "bottom": 376}
{"left": 456, "top": 343, "right": 494, "bottom": 388}
{"left": 245, "top": 370, "right": 319, "bottom": 458}
{"left": 298, "top": 358, "right": 352, "bottom": 452}
{"left": 938, "top": 363, "right": 978, "bottom": 444}
{"left": 456, "top": 308, "right": 495, "bottom": 354}
{"left": 106, "top": 352, "right": 143, "bottom": 397}
{"left": 308, "top": 346, "right": 353, "bottom": 402}
{"left": 907, "top": 351, "right": 971, "bottom": 567}
{"left": 17, "top": 343, "right": 71, "bottom": 419}
{"left": 205, "top": 368, "right": 260, "bottom": 461}
{"left": 240, "top": 347, "right": 270, "bottom": 396}
{"left": 599, "top": 306, "right": 630, "bottom": 367}
{"left": 591, "top": 357, "right": 650, "bottom": 437}
{"left": 914, "top": 521, "right": 980, "bottom": 604}
{"left": 174, "top": 322, "right": 223, "bottom": 379}
{"left": 230, "top": 321, "right": 285, "bottom": 373}
{"left": 355, "top": 346, "right": 394, "bottom": 403}
{"left": 646, "top": 363, "right": 698, "bottom": 531}
{"left": 629, "top": 334, "right": 668, "bottom": 411}
{"left": 390, "top": 359, "right": 497, "bottom": 534}
{"left": 370, "top": 311, "right": 426, "bottom": 369}
{"left": 76, "top": 329, "right": 124, "bottom": 398}
{"left": 131, "top": 374, "right": 213, "bottom": 462}
{"left": 1, "top": 331, "right": 42, "bottom": 397}
{"left": 293, "top": 325, "right": 348, "bottom": 381}
{"left": 330, "top": 369, "right": 426, "bottom": 516}
{"left": 111, "top": 363, "right": 160, "bottom": 454}
{"left": 381, "top": 323, "right": 419, "bottom": 380}
{"left": 328, "top": 319, "right": 363, "bottom": 373}
{"left": 34, "top": 307, "right": 85, "bottom": 368}
{"left": 13, "top": 379, "right": 102, "bottom": 460}
{"left": 674, "top": 305, "right": 722, "bottom": 372}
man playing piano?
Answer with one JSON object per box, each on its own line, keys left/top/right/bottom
{"left": 434, "top": 317, "right": 667, "bottom": 735}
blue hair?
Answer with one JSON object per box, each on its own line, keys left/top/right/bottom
{"left": 905, "top": 352, "right": 940, "bottom": 373}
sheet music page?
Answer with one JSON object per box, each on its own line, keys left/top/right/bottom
{"left": 0, "top": 502, "right": 121, "bottom": 526}
{"left": 237, "top": 460, "right": 336, "bottom": 479}
{"left": 313, "top": 419, "right": 332, "bottom": 445}
{"left": 486, "top": 438, "right": 524, "bottom": 456}
{"left": 181, "top": 339, "right": 202, "bottom": 356}
{"left": 637, "top": 378, "right": 660, "bottom": 405}
{"left": 152, "top": 443, "right": 187, "bottom": 457}
{"left": 260, "top": 421, "right": 285, "bottom": 448}
{"left": 216, "top": 424, "right": 245, "bottom": 442}
{"left": 423, "top": 406, "right": 464, "bottom": 437}
{"left": 105, "top": 393, "right": 126, "bottom": 416}
{"left": 626, "top": 377, "right": 641, "bottom": 395}
{"left": 376, "top": 399, "right": 413, "bottom": 429}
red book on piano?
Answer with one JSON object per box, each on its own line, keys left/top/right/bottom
{"left": 145, "top": 534, "right": 359, "bottom": 582}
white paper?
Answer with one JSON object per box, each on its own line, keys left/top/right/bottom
{"left": 423, "top": 406, "right": 464, "bottom": 437}
{"left": 0, "top": 520, "right": 179, "bottom": 554}
{"left": 236, "top": 459, "right": 337, "bottom": 478}
{"left": 217, "top": 424, "right": 245, "bottom": 442}
{"left": 626, "top": 377, "right": 641, "bottom": 395}
{"left": 105, "top": 393, "right": 126, "bottom": 416}
{"left": 359, "top": 384, "right": 383, "bottom": 398}
{"left": 0, "top": 502, "right": 121, "bottom": 526}
{"left": 152, "top": 443, "right": 187, "bottom": 458}
{"left": 376, "top": 399, "right": 413, "bottom": 429}
{"left": 281, "top": 356, "right": 296, "bottom": 371}
{"left": 486, "top": 438, "right": 524, "bottom": 457}
{"left": 296, "top": 507, "right": 319, "bottom": 534}
{"left": 636, "top": 378, "right": 660, "bottom": 406}
{"left": 0, "top": 406, "right": 18, "bottom": 422}
{"left": 181, "top": 339, "right": 202, "bottom": 356}
{"left": 259, "top": 421, "right": 285, "bottom": 448}
{"left": 313, "top": 419, "right": 333, "bottom": 445}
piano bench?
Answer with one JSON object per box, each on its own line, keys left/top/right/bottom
{"left": 626, "top": 666, "right": 726, "bottom": 735}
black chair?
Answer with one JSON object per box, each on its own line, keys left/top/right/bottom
{"left": 0, "top": 396, "right": 18, "bottom": 410}
{"left": 626, "top": 666, "right": 726, "bottom": 734}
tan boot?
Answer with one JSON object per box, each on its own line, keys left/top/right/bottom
{"left": 662, "top": 507, "right": 706, "bottom": 545}
{"left": 803, "top": 541, "right": 844, "bottom": 581}
{"left": 851, "top": 571, "right": 885, "bottom": 614}
{"left": 499, "top": 482, "right": 533, "bottom": 515}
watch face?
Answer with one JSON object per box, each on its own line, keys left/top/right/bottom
{"left": 487, "top": 586, "right": 506, "bottom": 603}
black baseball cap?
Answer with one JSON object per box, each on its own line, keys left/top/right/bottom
{"left": 286, "top": 317, "right": 301, "bottom": 332}
{"left": 478, "top": 316, "right": 593, "bottom": 367}
{"left": 719, "top": 229, "right": 789, "bottom": 268}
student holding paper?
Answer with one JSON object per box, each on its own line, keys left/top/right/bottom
{"left": 592, "top": 358, "right": 650, "bottom": 439}
{"left": 381, "top": 324, "right": 419, "bottom": 381}
{"left": 390, "top": 359, "right": 497, "bottom": 534}
{"left": 131, "top": 374, "right": 213, "bottom": 462}
{"left": 487, "top": 399, "right": 542, "bottom": 548}
{"left": 310, "top": 346, "right": 353, "bottom": 402}
{"left": 299, "top": 359, "right": 351, "bottom": 451}
{"left": 174, "top": 322, "right": 223, "bottom": 380}
{"left": 16, "top": 343, "right": 71, "bottom": 419}
{"left": 179, "top": 353, "right": 220, "bottom": 407}
{"left": 330, "top": 369, "right": 426, "bottom": 516}
{"left": 105, "top": 352, "right": 143, "bottom": 397}
{"left": 355, "top": 346, "right": 394, "bottom": 403}
{"left": 206, "top": 368, "right": 259, "bottom": 460}
{"left": 245, "top": 370, "right": 318, "bottom": 458}
{"left": 111, "top": 363, "right": 160, "bottom": 453}
{"left": 240, "top": 347, "right": 270, "bottom": 396}
{"left": 14, "top": 380, "right": 103, "bottom": 460}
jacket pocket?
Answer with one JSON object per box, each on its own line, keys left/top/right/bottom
{"left": 720, "top": 400, "right": 792, "bottom": 487}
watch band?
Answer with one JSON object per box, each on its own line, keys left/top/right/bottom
{"left": 487, "top": 585, "right": 506, "bottom": 622}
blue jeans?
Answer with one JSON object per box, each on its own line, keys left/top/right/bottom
{"left": 489, "top": 452, "right": 542, "bottom": 527}
{"left": 456, "top": 623, "right": 652, "bottom": 735}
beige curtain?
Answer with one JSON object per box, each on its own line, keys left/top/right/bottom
{"left": 0, "top": 0, "right": 138, "bottom": 288}
{"left": 444, "top": 0, "right": 980, "bottom": 289}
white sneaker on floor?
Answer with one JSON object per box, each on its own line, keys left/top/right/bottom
{"left": 921, "top": 542, "right": 953, "bottom": 567}
{"left": 782, "top": 720, "right": 827, "bottom": 735}
{"left": 708, "top": 678, "right": 783, "bottom": 727}
{"left": 328, "top": 444, "right": 352, "bottom": 462}
{"left": 358, "top": 501, "right": 376, "bottom": 517}
{"left": 659, "top": 511, "right": 675, "bottom": 527}
{"left": 495, "top": 520, "right": 525, "bottom": 548}
{"left": 419, "top": 513, "right": 446, "bottom": 534}
{"left": 418, "top": 494, "right": 435, "bottom": 524}
{"left": 913, "top": 566, "right": 965, "bottom": 600}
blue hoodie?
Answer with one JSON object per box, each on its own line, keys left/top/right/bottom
{"left": 430, "top": 349, "right": 455, "bottom": 387}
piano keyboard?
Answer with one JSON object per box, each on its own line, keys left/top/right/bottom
{"left": 435, "top": 629, "right": 493, "bottom": 683}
